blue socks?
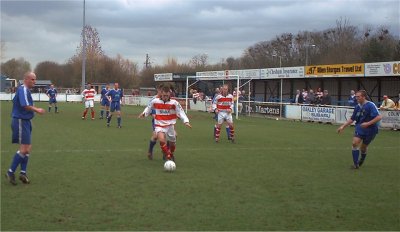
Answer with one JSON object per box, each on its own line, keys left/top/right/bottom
{"left": 117, "top": 117, "right": 121, "bottom": 126}
{"left": 20, "top": 155, "right": 29, "bottom": 174}
{"left": 352, "top": 148, "right": 360, "bottom": 166}
{"left": 8, "top": 151, "right": 28, "bottom": 174}
{"left": 9, "top": 152, "right": 23, "bottom": 173}
{"left": 226, "top": 126, "right": 231, "bottom": 139}
{"left": 100, "top": 110, "right": 104, "bottom": 118}
{"left": 361, "top": 153, "right": 367, "bottom": 161}
{"left": 149, "top": 140, "right": 157, "bottom": 153}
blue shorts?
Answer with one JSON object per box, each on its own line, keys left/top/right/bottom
{"left": 11, "top": 118, "right": 32, "bottom": 144}
{"left": 110, "top": 102, "right": 121, "bottom": 112}
{"left": 151, "top": 118, "right": 155, "bottom": 131}
{"left": 101, "top": 98, "right": 110, "bottom": 107}
{"left": 49, "top": 98, "right": 57, "bottom": 104}
{"left": 354, "top": 131, "right": 377, "bottom": 145}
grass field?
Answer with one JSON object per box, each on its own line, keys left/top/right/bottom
{"left": 1, "top": 101, "right": 399, "bottom": 231}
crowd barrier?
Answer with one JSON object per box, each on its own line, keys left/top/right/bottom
{"left": 1, "top": 93, "right": 398, "bottom": 129}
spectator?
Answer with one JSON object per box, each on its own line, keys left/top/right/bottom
{"left": 294, "top": 89, "right": 304, "bottom": 104}
{"left": 321, "top": 90, "right": 332, "bottom": 105}
{"left": 397, "top": 93, "right": 400, "bottom": 109}
{"left": 380, "top": 95, "right": 396, "bottom": 110}
{"left": 306, "top": 89, "right": 315, "bottom": 104}
{"left": 302, "top": 88, "right": 308, "bottom": 103}
{"left": 238, "top": 90, "right": 245, "bottom": 114}
{"left": 315, "top": 87, "right": 323, "bottom": 104}
{"left": 192, "top": 90, "right": 199, "bottom": 104}
{"left": 348, "top": 90, "right": 357, "bottom": 107}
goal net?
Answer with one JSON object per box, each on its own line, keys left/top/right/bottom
{"left": 184, "top": 75, "right": 253, "bottom": 120}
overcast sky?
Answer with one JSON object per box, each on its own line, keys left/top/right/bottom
{"left": 1, "top": 0, "right": 399, "bottom": 69}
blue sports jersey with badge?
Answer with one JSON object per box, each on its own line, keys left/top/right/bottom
{"left": 351, "top": 101, "right": 380, "bottom": 135}
{"left": 12, "top": 85, "right": 34, "bottom": 120}
{"left": 101, "top": 88, "right": 108, "bottom": 100}
{"left": 107, "top": 89, "right": 123, "bottom": 102}
{"left": 46, "top": 88, "right": 57, "bottom": 99}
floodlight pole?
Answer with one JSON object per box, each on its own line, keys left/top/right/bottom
{"left": 236, "top": 75, "right": 239, "bottom": 120}
{"left": 81, "top": 0, "right": 86, "bottom": 92}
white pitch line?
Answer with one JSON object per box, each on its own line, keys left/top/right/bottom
{"left": 1, "top": 146, "right": 398, "bottom": 154}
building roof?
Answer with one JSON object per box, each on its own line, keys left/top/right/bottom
{"left": 18, "top": 80, "right": 52, "bottom": 86}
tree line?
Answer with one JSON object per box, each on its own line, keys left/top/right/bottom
{"left": 1, "top": 18, "right": 399, "bottom": 89}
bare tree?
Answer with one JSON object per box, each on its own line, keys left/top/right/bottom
{"left": 72, "top": 25, "right": 105, "bottom": 83}
{"left": 1, "top": 58, "right": 31, "bottom": 79}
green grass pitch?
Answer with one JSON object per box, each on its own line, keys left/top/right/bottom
{"left": 1, "top": 102, "right": 399, "bottom": 231}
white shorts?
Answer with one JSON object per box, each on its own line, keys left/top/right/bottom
{"left": 85, "top": 100, "right": 94, "bottom": 108}
{"left": 155, "top": 125, "right": 176, "bottom": 142}
{"left": 217, "top": 111, "right": 233, "bottom": 124}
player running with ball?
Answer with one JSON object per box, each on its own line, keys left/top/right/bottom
{"left": 139, "top": 86, "right": 191, "bottom": 161}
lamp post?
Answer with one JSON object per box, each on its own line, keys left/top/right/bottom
{"left": 272, "top": 53, "right": 283, "bottom": 118}
{"left": 81, "top": 0, "right": 86, "bottom": 92}
{"left": 272, "top": 54, "right": 282, "bottom": 68}
{"left": 305, "top": 44, "right": 316, "bottom": 66}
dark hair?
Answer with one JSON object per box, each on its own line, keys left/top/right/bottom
{"left": 161, "top": 86, "right": 170, "bottom": 93}
{"left": 357, "top": 90, "right": 367, "bottom": 97}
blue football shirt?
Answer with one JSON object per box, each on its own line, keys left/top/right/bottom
{"left": 351, "top": 101, "right": 380, "bottom": 135}
{"left": 46, "top": 88, "right": 57, "bottom": 99}
{"left": 12, "top": 85, "right": 34, "bottom": 120}
{"left": 107, "top": 89, "right": 123, "bottom": 102}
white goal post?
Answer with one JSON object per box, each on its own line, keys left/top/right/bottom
{"left": 185, "top": 75, "right": 241, "bottom": 119}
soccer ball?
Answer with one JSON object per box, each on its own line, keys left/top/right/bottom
{"left": 164, "top": 160, "right": 176, "bottom": 172}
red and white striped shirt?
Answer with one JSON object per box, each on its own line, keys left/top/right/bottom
{"left": 143, "top": 98, "right": 189, "bottom": 127}
{"left": 81, "top": 88, "right": 96, "bottom": 101}
{"left": 212, "top": 94, "right": 234, "bottom": 112}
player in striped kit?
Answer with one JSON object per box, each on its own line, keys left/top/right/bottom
{"left": 212, "top": 84, "right": 235, "bottom": 143}
{"left": 139, "top": 86, "right": 191, "bottom": 161}
{"left": 81, "top": 83, "right": 96, "bottom": 120}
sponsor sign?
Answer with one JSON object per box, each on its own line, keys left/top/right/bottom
{"left": 123, "top": 96, "right": 141, "bottom": 105}
{"left": 260, "top": 67, "right": 304, "bottom": 79}
{"left": 246, "top": 102, "right": 283, "bottom": 116}
{"left": 335, "top": 107, "right": 355, "bottom": 124}
{"left": 154, "top": 73, "right": 173, "bottom": 81}
{"left": 301, "top": 106, "right": 335, "bottom": 122}
{"left": 305, "top": 63, "right": 364, "bottom": 77}
{"left": 365, "top": 61, "right": 400, "bottom": 76}
{"left": 380, "top": 110, "right": 400, "bottom": 129}
{"left": 225, "top": 69, "right": 261, "bottom": 79}
{"left": 196, "top": 71, "right": 226, "bottom": 79}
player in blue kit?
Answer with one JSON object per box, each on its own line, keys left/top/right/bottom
{"left": 46, "top": 84, "right": 58, "bottom": 113}
{"left": 99, "top": 84, "right": 110, "bottom": 119}
{"left": 337, "top": 90, "right": 382, "bottom": 169}
{"left": 106, "top": 83, "right": 124, "bottom": 128}
{"left": 5, "top": 72, "right": 45, "bottom": 185}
